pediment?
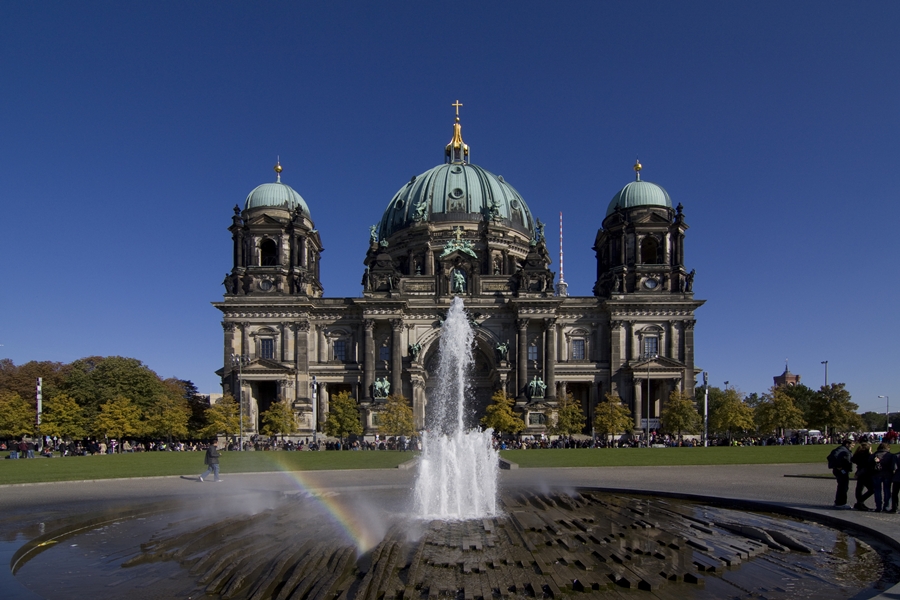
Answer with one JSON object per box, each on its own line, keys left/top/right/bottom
{"left": 246, "top": 214, "right": 285, "bottom": 227}
{"left": 244, "top": 358, "right": 294, "bottom": 373}
{"left": 633, "top": 212, "right": 672, "bottom": 225}
{"left": 632, "top": 355, "right": 686, "bottom": 371}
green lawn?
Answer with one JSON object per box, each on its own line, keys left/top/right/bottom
{"left": 500, "top": 444, "right": 831, "bottom": 468}
{"left": 0, "top": 444, "right": 832, "bottom": 486}
{"left": 0, "top": 450, "right": 418, "bottom": 486}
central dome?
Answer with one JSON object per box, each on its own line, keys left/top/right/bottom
{"left": 378, "top": 162, "right": 535, "bottom": 239}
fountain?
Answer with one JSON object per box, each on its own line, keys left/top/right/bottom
{"left": 414, "top": 296, "right": 499, "bottom": 520}
{"left": 7, "top": 298, "right": 900, "bottom": 598}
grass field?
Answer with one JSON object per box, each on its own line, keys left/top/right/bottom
{"left": 499, "top": 444, "right": 831, "bottom": 468}
{"left": 0, "top": 450, "right": 418, "bottom": 486}
{"left": 0, "top": 444, "right": 831, "bottom": 485}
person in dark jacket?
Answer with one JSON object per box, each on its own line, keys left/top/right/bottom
{"left": 872, "top": 442, "right": 894, "bottom": 512}
{"left": 198, "top": 441, "right": 222, "bottom": 482}
{"left": 889, "top": 449, "right": 900, "bottom": 514}
{"left": 852, "top": 442, "right": 875, "bottom": 510}
{"left": 831, "top": 439, "right": 854, "bottom": 508}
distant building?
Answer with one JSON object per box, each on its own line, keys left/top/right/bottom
{"left": 213, "top": 110, "right": 704, "bottom": 437}
{"left": 774, "top": 364, "right": 801, "bottom": 388}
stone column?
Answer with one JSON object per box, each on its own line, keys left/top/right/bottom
{"left": 363, "top": 319, "right": 375, "bottom": 401}
{"left": 544, "top": 318, "right": 557, "bottom": 400}
{"left": 240, "top": 322, "right": 250, "bottom": 359}
{"left": 609, "top": 321, "right": 623, "bottom": 372}
{"left": 280, "top": 322, "right": 288, "bottom": 362}
{"left": 684, "top": 320, "right": 696, "bottom": 379}
{"left": 412, "top": 378, "right": 426, "bottom": 430}
{"left": 295, "top": 322, "right": 310, "bottom": 395}
{"left": 516, "top": 318, "right": 529, "bottom": 400}
{"left": 300, "top": 236, "right": 308, "bottom": 267}
{"left": 391, "top": 319, "right": 403, "bottom": 396}
{"left": 425, "top": 244, "right": 434, "bottom": 276}
{"left": 222, "top": 322, "right": 236, "bottom": 377}
{"left": 633, "top": 379, "right": 643, "bottom": 430}
{"left": 318, "top": 382, "right": 328, "bottom": 426}
{"left": 317, "top": 325, "right": 327, "bottom": 363}
{"left": 629, "top": 321, "right": 639, "bottom": 361}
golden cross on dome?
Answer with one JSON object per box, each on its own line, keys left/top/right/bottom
{"left": 453, "top": 226, "right": 464, "bottom": 241}
{"left": 452, "top": 100, "right": 463, "bottom": 117}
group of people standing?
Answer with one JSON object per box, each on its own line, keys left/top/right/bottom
{"left": 831, "top": 438, "right": 900, "bottom": 511}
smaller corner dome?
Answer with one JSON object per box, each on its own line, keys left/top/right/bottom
{"left": 244, "top": 181, "right": 310, "bottom": 215}
{"left": 606, "top": 180, "right": 672, "bottom": 217}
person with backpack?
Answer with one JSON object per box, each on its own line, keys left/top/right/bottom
{"left": 852, "top": 441, "right": 875, "bottom": 510}
{"left": 828, "top": 438, "right": 854, "bottom": 509}
{"left": 871, "top": 442, "right": 894, "bottom": 512}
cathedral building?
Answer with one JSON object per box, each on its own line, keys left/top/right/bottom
{"left": 213, "top": 109, "right": 704, "bottom": 437}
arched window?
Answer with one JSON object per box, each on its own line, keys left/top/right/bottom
{"left": 260, "top": 239, "right": 278, "bottom": 266}
{"left": 640, "top": 237, "right": 658, "bottom": 264}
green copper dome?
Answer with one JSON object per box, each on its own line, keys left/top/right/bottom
{"left": 245, "top": 181, "right": 309, "bottom": 214}
{"left": 605, "top": 179, "right": 672, "bottom": 217}
{"left": 244, "top": 164, "right": 310, "bottom": 215}
{"left": 378, "top": 162, "right": 535, "bottom": 238}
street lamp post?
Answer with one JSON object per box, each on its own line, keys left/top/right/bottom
{"left": 231, "top": 353, "right": 247, "bottom": 451}
{"left": 821, "top": 361, "right": 828, "bottom": 387}
{"left": 879, "top": 395, "right": 890, "bottom": 432}
{"left": 703, "top": 372, "right": 709, "bottom": 447}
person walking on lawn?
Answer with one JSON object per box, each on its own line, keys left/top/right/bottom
{"left": 199, "top": 440, "right": 222, "bottom": 482}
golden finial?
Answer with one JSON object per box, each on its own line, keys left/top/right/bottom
{"left": 445, "top": 101, "right": 469, "bottom": 163}
{"left": 633, "top": 158, "right": 642, "bottom": 181}
{"left": 274, "top": 156, "right": 282, "bottom": 182}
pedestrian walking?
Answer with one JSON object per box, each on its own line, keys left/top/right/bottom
{"left": 827, "top": 438, "right": 854, "bottom": 509}
{"left": 199, "top": 441, "right": 222, "bottom": 482}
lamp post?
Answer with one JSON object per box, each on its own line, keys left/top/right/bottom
{"left": 879, "top": 395, "right": 890, "bottom": 432}
{"left": 703, "top": 371, "right": 709, "bottom": 447}
{"left": 821, "top": 361, "right": 828, "bottom": 387}
{"left": 642, "top": 353, "right": 657, "bottom": 446}
{"left": 231, "top": 353, "right": 247, "bottom": 451}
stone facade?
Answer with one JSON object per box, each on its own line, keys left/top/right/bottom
{"left": 213, "top": 121, "right": 704, "bottom": 438}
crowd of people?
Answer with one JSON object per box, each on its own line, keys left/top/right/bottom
{"left": 830, "top": 435, "right": 900, "bottom": 512}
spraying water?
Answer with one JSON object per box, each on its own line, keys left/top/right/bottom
{"left": 414, "top": 297, "right": 500, "bottom": 519}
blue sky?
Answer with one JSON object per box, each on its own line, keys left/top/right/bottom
{"left": 1, "top": 2, "right": 897, "bottom": 413}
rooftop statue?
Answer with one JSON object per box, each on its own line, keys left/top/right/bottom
{"left": 369, "top": 224, "right": 378, "bottom": 245}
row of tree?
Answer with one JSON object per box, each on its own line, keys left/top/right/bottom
{"left": 477, "top": 382, "right": 863, "bottom": 442}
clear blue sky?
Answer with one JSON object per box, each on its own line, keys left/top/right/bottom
{"left": 2, "top": 2, "right": 897, "bottom": 413}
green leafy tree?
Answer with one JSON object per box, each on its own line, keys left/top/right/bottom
{"left": 755, "top": 386, "right": 806, "bottom": 437}
{"left": 780, "top": 383, "right": 818, "bottom": 426}
{"left": 260, "top": 398, "right": 298, "bottom": 440}
{"left": 165, "top": 378, "right": 210, "bottom": 436}
{"left": 592, "top": 393, "right": 633, "bottom": 446}
{"left": 324, "top": 391, "right": 362, "bottom": 445}
{"left": 480, "top": 390, "right": 525, "bottom": 435}
{"left": 0, "top": 359, "right": 68, "bottom": 404}
{"left": 144, "top": 393, "right": 191, "bottom": 442}
{"left": 378, "top": 394, "right": 416, "bottom": 438}
{"left": 61, "top": 356, "right": 171, "bottom": 419}
{"left": 202, "top": 394, "right": 240, "bottom": 441}
{"left": 660, "top": 390, "right": 701, "bottom": 439}
{"left": 548, "top": 393, "right": 586, "bottom": 436}
{"left": 809, "top": 383, "right": 863, "bottom": 436}
{"left": 861, "top": 411, "right": 888, "bottom": 432}
{"left": 709, "top": 388, "right": 755, "bottom": 440}
{"left": 40, "top": 393, "right": 86, "bottom": 440}
{"left": 0, "top": 391, "right": 35, "bottom": 438}
{"left": 93, "top": 396, "right": 143, "bottom": 449}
